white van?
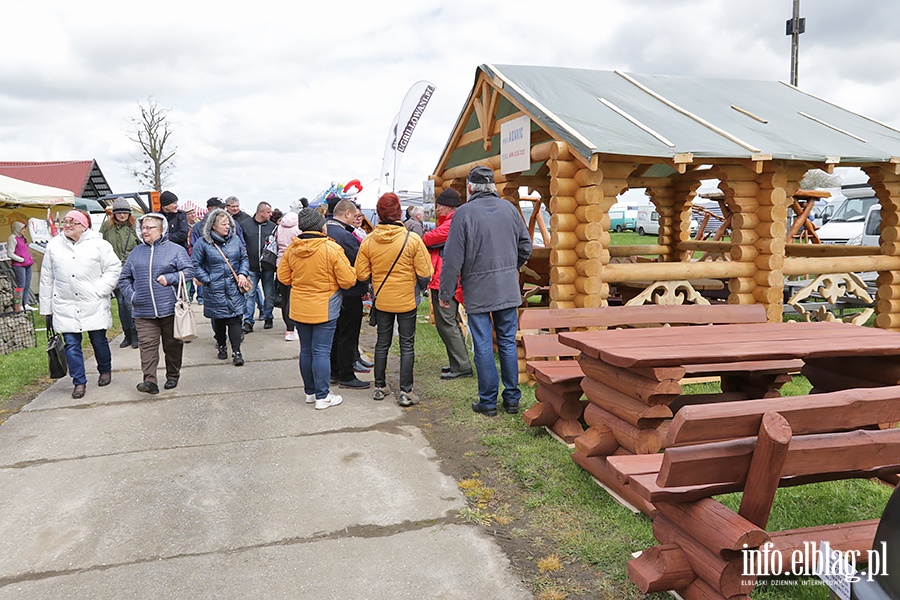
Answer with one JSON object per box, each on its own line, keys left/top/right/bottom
{"left": 636, "top": 209, "right": 698, "bottom": 236}
{"left": 815, "top": 185, "right": 878, "bottom": 244}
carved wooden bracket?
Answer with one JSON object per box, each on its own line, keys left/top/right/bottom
{"left": 624, "top": 280, "right": 710, "bottom": 306}
{"left": 786, "top": 272, "right": 874, "bottom": 325}
{"left": 473, "top": 80, "right": 500, "bottom": 152}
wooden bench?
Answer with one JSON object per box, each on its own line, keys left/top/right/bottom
{"left": 518, "top": 304, "right": 801, "bottom": 444}
{"left": 606, "top": 387, "right": 900, "bottom": 599}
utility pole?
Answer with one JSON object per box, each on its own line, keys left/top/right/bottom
{"left": 786, "top": 0, "right": 805, "bottom": 86}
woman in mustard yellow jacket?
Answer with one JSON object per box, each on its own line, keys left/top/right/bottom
{"left": 278, "top": 208, "right": 357, "bottom": 410}
{"left": 356, "top": 193, "right": 433, "bottom": 407}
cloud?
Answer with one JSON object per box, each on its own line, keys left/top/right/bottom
{"left": 1, "top": 0, "right": 899, "bottom": 209}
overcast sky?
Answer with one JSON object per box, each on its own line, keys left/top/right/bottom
{"left": 3, "top": 0, "right": 899, "bottom": 211}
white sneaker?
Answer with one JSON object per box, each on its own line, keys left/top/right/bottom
{"left": 24, "top": 305, "right": 38, "bottom": 312}
{"left": 315, "top": 393, "right": 343, "bottom": 410}
{"left": 305, "top": 394, "right": 316, "bottom": 404}
{"left": 285, "top": 330, "right": 298, "bottom": 341}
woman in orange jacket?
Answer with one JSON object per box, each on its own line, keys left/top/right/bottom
{"left": 278, "top": 208, "right": 357, "bottom": 410}
{"left": 356, "top": 193, "right": 433, "bottom": 407}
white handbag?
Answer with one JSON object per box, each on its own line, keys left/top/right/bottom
{"left": 173, "top": 272, "right": 198, "bottom": 342}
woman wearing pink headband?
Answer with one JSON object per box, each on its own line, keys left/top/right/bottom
{"left": 39, "top": 209, "right": 122, "bottom": 399}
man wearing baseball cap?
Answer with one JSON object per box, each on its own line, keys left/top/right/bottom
{"left": 422, "top": 187, "right": 472, "bottom": 380}
{"left": 439, "top": 166, "right": 532, "bottom": 417}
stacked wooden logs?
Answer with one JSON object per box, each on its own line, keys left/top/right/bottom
{"left": 865, "top": 167, "right": 900, "bottom": 331}
{"left": 570, "top": 357, "right": 683, "bottom": 515}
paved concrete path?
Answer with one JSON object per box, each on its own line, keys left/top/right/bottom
{"left": 0, "top": 307, "right": 530, "bottom": 599}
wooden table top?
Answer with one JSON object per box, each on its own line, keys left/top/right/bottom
{"left": 557, "top": 321, "right": 900, "bottom": 368}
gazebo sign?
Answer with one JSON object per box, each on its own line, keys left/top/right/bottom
{"left": 501, "top": 114, "right": 530, "bottom": 174}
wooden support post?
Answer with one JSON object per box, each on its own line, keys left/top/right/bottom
{"left": 863, "top": 166, "right": 900, "bottom": 331}
{"left": 737, "top": 411, "right": 792, "bottom": 528}
{"left": 627, "top": 544, "right": 696, "bottom": 594}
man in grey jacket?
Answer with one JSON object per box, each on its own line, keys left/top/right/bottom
{"left": 439, "top": 166, "right": 532, "bottom": 417}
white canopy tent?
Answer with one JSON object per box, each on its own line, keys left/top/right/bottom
{"left": 0, "top": 174, "right": 75, "bottom": 208}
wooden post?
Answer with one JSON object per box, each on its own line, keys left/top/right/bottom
{"left": 863, "top": 166, "right": 900, "bottom": 331}
{"left": 738, "top": 411, "right": 792, "bottom": 528}
{"left": 548, "top": 142, "right": 581, "bottom": 309}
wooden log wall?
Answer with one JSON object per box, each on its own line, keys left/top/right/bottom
{"left": 548, "top": 142, "right": 587, "bottom": 308}
{"left": 717, "top": 165, "right": 799, "bottom": 321}
{"left": 864, "top": 166, "right": 900, "bottom": 331}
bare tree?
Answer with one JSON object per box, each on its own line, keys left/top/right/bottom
{"left": 800, "top": 168, "right": 841, "bottom": 189}
{"left": 127, "top": 98, "right": 176, "bottom": 191}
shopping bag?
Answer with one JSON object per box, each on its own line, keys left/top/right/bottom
{"left": 260, "top": 233, "right": 279, "bottom": 270}
{"left": 173, "top": 272, "right": 198, "bottom": 342}
{"left": 47, "top": 325, "right": 68, "bottom": 379}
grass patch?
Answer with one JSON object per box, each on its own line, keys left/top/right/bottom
{"left": 0, "top": 300, "right": 123, "bottom": 405}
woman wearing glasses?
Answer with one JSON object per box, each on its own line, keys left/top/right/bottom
{"left": 118, "top": 213, "right": 194, "bottom": 394}
{"left": 39, "top": 209, "right": 122, "bottom": 399}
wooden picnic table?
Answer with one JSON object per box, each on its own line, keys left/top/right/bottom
{"left": 555, "top": 320, "right": 900, "bottom": 515}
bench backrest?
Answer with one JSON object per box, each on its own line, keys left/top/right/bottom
{"left": 518, "top": 303, "right": 767, "bottom": 332}
{"left": 520, "top": 303, "right": 768, "bottom": 361}
{"left": 658, "top": 386, "right": 900, "bottom": 489}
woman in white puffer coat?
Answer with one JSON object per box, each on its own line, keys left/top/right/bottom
{"left": 39, "top": 209, "right": 122, "bottom": 400}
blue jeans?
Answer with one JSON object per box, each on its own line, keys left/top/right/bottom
{"left": 467, "top": 307, "right": 521, "bottom": 408}
{"left": 63, "top": 330, "right": 112, "bottom": 386}
{"left": 113, "top": 287, "right": 135, "bottom": 331}
{"left": 12, "top": 264, "right": 33, "bottom": 306}
{"left": 297, "top": 318, "right": 338, "bottom": 399}
{"left": 244, "top": 270, "right": 275, "bottom": 324}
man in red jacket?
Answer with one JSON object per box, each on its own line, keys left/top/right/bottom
{"left": 422, "top": 188, "right": 472, "bottom": 380}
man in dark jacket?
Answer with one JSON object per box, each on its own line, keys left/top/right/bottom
{"left": 159, "top": 191, "right": 190, "bottom": 250}
{"left": 326, "top": 199, "right": 370, "bottom": 389}
{"left": 440, "top": 166, "right": 532, "bottom": 417}
{"left": 239, "top": 202, "right": 277, "bottom": 332}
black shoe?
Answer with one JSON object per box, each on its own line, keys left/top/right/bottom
{"left": 339, "top": 377, "right": 371, "bottom": 389}
{"left": 136, "top": 381, "right": 159, "bottom": 395}
{"left": 164, "top": 378, "right": 178, "bottom": 390}
{"left": 264, "top": 318, "right": 273, "bottom": 329}
{"left": 98, "top": 372, "right": 112, "bottom": 386}
{"left": 330, "top": 375, "right": 339, "bottom": 384}
{"left": 217, "top": 345, "right": 228, "bottom": 360}
{"left": 358, "top": 356, "right": 374, "bottom": 368}
{"left": 242, "top": 322, "right": 253, "bottom": 333}
{"left": 119, "top": 335, "right": 131, "bottom": 349}
{"left": 353, "top": 360, "right": 371, "bottom": 373}
{"left": 233, "top": 351, "right": 244, "bottom": 366}
{"left": 471, "top": 401, "right": 497, "bottom": 417}
{"left": 131, "top": 334, "right": 139, "bottom": 349}
{"left": 441, "top": 365, "right": 452, "bottom": 374}
{"left": 72, "top": 384, "right": 86, "bottom": 399}
{"left": 502, "top": 402, "right": 519, "bottom": 414}
{"left": 441, "top": 369, "right": 473, "bottom": 380}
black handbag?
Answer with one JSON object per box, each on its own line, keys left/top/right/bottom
{"left": 47, "top": 323, "right": 68, "bottom": 379}
{"left": 368, "top": 231, "right": 409, "bottom": 326}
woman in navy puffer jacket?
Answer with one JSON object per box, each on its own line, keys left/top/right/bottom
{"left": 191, "top": 209, "right": 250, "bottom": 366}
{"left": 119, "top": 213, "right": 194, "bottom": 394}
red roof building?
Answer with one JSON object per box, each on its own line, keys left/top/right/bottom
{"left": 0, "top": 160, "right": 113, "bottom": 199}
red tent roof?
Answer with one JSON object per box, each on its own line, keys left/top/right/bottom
{"left": 0, "top": 160, "right": 112, "bottom": 199}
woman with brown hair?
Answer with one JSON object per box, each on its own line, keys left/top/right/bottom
{"left": 356, "top": 193, "right": 432, "bottom": 407}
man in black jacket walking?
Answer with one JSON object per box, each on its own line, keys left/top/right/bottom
{"left": 239, "top": 202, "right": 277, "bottom": 332}
{"left": 159, "top": 191, "right": 190, "bottom": 250}
{"left": 326, "top": 199, "right": 370, "bottom": 389}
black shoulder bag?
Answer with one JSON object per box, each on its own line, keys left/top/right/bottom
{"left": 368, "top": 231, "right": 410, "bottom": 326}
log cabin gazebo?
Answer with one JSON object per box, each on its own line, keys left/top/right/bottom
{"left": 430, "top": 64, "right": 900, "bottom": 328}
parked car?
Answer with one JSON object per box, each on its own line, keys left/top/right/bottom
{"left": 816, "top": 185, "right": 877, "bottom": 244}
{"left": 610, "top": 209, "right": 637, "bottom": 232}
{"left": 636, "top": 209, "right": 698, "bottom": 236}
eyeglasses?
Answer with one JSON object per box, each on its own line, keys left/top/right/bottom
{"left": 62, "top": 219, "right": 84, "bottom": 226}
{"left": 141, "top": 225, "right": 160, "bottom": 230}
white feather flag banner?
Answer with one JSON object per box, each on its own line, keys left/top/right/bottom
{"left": 380, "top": 80, "right": 436, "bottom": 193}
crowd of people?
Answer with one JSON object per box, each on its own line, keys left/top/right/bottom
{"left": 34, "top": 167, "right": 532, "bottom": 416}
